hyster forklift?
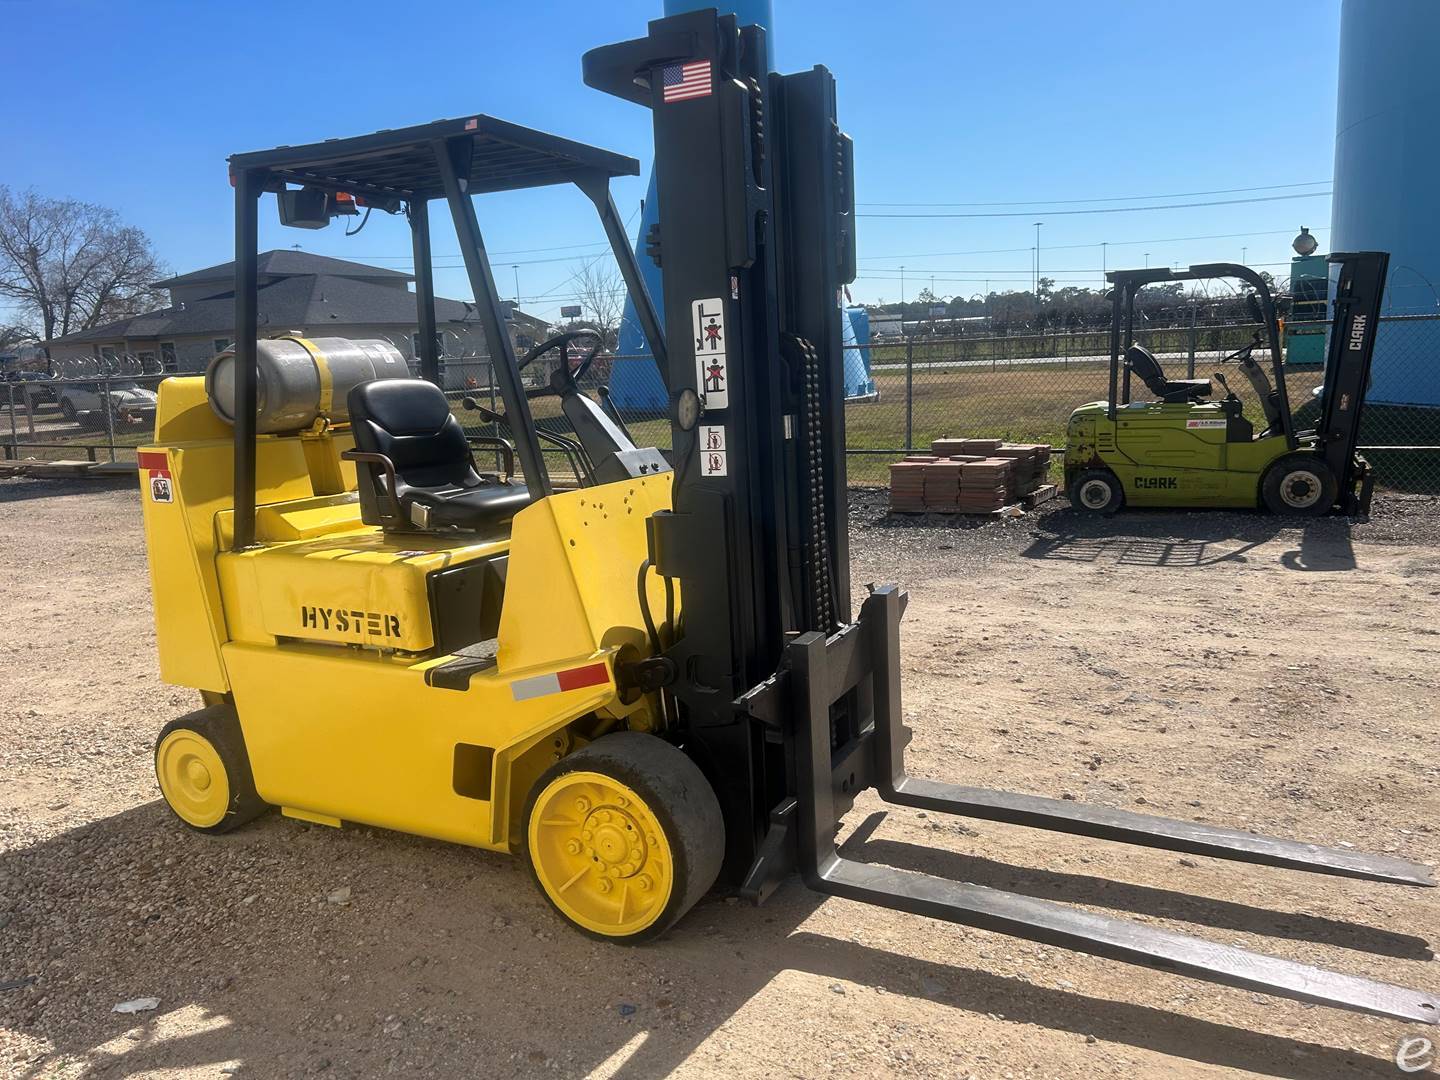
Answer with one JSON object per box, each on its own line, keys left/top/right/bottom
{"left": 140, "top": 9, "right": 1437, "bottom": 1023}
{"left": 1066, "top": 256, "right": 1387, "bottom": 516}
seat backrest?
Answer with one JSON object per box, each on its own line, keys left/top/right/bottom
{"left": 1125, "top": 344, "right": 1169, "bottom": 397}
{"left": 349, "top": 379, "right": 476, "bottom": 489}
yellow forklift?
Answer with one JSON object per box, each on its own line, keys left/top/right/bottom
{"left": 140, "top": 9, "right": 1438, "bottom": 1021}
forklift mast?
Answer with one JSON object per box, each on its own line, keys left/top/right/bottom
{"left": 586, "top": 9, "right": 857, "bottom": 882}
{"left": 1315, "top": 251, "right": 1389, "bottom": 510}
{"left": 582, "top": 12, "right": 1439, "bottom": 1024}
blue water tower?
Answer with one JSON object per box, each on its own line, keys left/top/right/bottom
{"left": 1330, "top": 0, "right": 1440, "bottom": 408}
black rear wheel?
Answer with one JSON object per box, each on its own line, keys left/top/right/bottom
{"left": 1069, "top": 468, "right": 1125, "bottom": 515}
{"left": 1261, "top": 454, "right": 1337, "bottom": 516}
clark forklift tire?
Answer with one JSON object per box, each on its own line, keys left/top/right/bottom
{"left": 1069, "top": 469, "right": 1125, "bottom": 515}
{"left": 154, "top": 704, "right": 268, "bottom": 834}
{"left": 1261, "top": 454, "right": 1337, "bottom": 517}
{"left": 524, "top": 731, "right": 724, "bottom": 944}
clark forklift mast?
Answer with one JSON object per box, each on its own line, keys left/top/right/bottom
{"left": 139, "top": 7, "right": 1436, "bottom": 1024}
{"left": 1064, "top": 254, "right": 1388, "bottom": 516}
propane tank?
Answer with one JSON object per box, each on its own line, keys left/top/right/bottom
{"left": 206, "top": 336, "right": 409, "bottom": 433}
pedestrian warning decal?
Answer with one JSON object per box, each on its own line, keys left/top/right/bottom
{"left": 699, "top": 424, "right": 727, "bottom": 476}
{"left": 692, "top": 297, "right": 729, "bottom": 410}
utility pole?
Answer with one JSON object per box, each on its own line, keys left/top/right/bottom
{"left": 1241, "top": 246, "right": 1248, "bottom": 266}
{"left": 1144, "top": 252, "right": 1150, "bottom": 269}
{"left": 512, "top": 265, "right": 521, "bottom": 304}
{"left": 1033, "top": 222, "right": 1043, "bottom": 295}
{"left": 1101, "top": 241, "right": 1107, "bottom": 288}
{"left": 899, "top": 265, "right": 906, "bottom": 322}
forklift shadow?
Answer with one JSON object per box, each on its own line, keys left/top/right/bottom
{"left": 1024, "top": 509, "right": 1359, "bottom": 572}
{"left": 0, "top": 804, "right": 1411, "bottom": 1080}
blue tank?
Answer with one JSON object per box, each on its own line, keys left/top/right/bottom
{"left": 1331, "top": 0, "right": 1440, "bottom": 406}
{"left": 608, "top": 1, "right": 775, "bottom": 413}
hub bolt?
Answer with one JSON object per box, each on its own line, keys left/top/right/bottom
{"left": 637, "top": 875, "right": 653, "bottom": 891}
{"left": 597, "top": 878, "right": 612, "bottom": 894}
{"left": 575, "top": 797, "right": 590, "bottom": 813}
{"left": 565, "top": 839, "right": 582, "bottom": 855}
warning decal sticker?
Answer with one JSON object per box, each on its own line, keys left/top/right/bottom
{"left": 139, "top": 450, "right": 174, "bottom": 502}
{"left": 1185, "top": 419, "right": 1227, "bottom": 429}
{"left": 699, "top": 424, "right": 727, "bottom": 477}
{"left": 692, "top": 297, "right": 729, "bottom": 410}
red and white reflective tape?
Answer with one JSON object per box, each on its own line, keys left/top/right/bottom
{"left": 510, "top": 662, "right": 610, "bottom": 701}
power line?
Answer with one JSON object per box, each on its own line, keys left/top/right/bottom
{"left": 858, "top": 191, "right": 1330, "bottom": 219}
{"left": 856, "top": 180, "right": 1331, "bottom": 208}
{"left": 858, "top": 227, "right": 1330, "bottom": 263}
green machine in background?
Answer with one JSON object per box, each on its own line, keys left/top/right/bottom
{"left": 1065, "top": 253, "right": 1388, "bottom": 517}
{"left": 1285, "top": 228, "right": 1328, "bottom": 366}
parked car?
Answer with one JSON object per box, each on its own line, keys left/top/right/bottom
{"left": 57, "top": 380, "right": 158, "bottom": 430}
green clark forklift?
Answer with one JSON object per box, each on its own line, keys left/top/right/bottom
{"left": 1065, "top": 254, "right": 1387, "bottom": 516}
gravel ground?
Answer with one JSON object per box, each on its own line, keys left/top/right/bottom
{"left": 2, "top": 477, "right": 1439, "bottom": 1079}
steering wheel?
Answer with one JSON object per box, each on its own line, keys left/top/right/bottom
{"left": 515, "top": 329, "right": 605, "bottom": 396}
{"left": 1217, "top": 331, "right": 1263, "bottom": 366}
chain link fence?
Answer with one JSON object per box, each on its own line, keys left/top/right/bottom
{"left": 6, "top": 318, "right": 1438, "bottom": 492}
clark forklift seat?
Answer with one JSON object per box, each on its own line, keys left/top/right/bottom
{"left": 1125, "top": 344, "right": 1212, "bottom": 402}
{"left": 346, "top": 379, "right": 531, "bottom": 533}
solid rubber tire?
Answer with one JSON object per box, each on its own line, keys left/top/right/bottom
{"left": 523, "top": 731, "right": 724, "bottom": 944}
{"left": 155, "top": 702, "right": 269, "bottom": 834}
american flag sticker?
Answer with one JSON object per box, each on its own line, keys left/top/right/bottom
{"left": 662, "top": 60, "right": 712, "bottom": 103}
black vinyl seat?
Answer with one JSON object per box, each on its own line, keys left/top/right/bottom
{"left": 346, "top": 379, "right": 530, "bottom": 533}
{"left": 1126, "top": 344, "right": 1212, "bottom": 403}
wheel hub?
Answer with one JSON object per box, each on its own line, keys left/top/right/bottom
{"left": 1282, "top": 471, "right": 1322, "bottom": 508}
{"left": 582, "top": 807, "right": 648, "bottom": 878}
{"left": 1081, "top": 480, "right": 1111, "bottom": 508}
{"left": 155, "top": 729, "right": 230, "bottom": 828}
{"left": 528, "top": 771, "right": 674, "bottom": 936}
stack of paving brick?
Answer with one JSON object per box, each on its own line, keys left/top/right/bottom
{"left": 888, "top": 437, "right": 1055, "bottom": 514}
{"left": 957, "top": 457, "right": 1014, "bottom": 512}
{"left": 887, "top": 460, "right": 930, "bottom": 512}
{"left": 990, "top": 443, "right": 1052, "bottom": 494}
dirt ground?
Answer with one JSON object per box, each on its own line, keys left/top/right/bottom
{"left": 2, "top": 478, "right": 1438, "bottom": 1080}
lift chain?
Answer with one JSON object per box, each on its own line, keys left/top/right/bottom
{"left": 782, "top": 333, "right": 835, "bottom": 635}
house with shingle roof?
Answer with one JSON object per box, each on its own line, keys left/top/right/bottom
{"left": 45, "top": 251, "right": 553, "bottom": 385}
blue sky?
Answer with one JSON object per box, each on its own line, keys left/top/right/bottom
{"left": 2, "top": 0, "right": 1341, "bottom": 321}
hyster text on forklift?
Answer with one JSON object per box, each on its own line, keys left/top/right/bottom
{"left": 138, "top": 9, "right": 1437, "bottom": 1024}
{"left": 1065, "top": 256, "right": 1388, "bottom": 516}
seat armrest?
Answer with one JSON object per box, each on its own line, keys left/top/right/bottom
{"left": 466, "top": 436, "right": 516, "bottom": 481}
{"left": 341, "top": 449, "right": 405, "bottom": 528}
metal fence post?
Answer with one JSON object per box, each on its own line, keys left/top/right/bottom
{"left": 1187, "top": 305, "right": 1198, "bottom": 379}
{"left": 101, "top": 374, "right": 117, "bottom": 462}
{"left": 904, "top": 335, "right": 915, "bottom": 450}
{"left": 7, "top": 383, "right": 17, "bottom": 454}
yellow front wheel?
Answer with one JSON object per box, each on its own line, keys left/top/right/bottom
{"left": 155, "top": 704, "right": 268, "bottom": 834}
{"left": 524, "top": 732, "right": 724, "bottom": 943}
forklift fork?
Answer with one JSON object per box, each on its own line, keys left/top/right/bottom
{"left": 786, "top": 585, "right": 1439, "bottom": 1023}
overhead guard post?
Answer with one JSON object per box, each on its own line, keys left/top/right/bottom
{"left": 231, "top": 167, "right": 263, "bottom": 551}
{"left": 433, "top": 137, "right": 551, "bottom": 500}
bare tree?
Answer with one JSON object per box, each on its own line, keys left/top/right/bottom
{"left": 571, "top": 259, "right": 626, "bottom": 348}
{"left": 0, "top": 186, "right": 167, "bottom": 342}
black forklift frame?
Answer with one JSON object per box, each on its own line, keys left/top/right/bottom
{"left": 1315, "top": 251, "right": 1389, "bottom": 513}
{"left": 225, "top": 114, "right": 668, "bottom": 550}
{"left": 586, "top": 8, "right": 1437, "bottom": 1023}
{"left": 1104, "top": 263, "right": 1291, "bottom": 440}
